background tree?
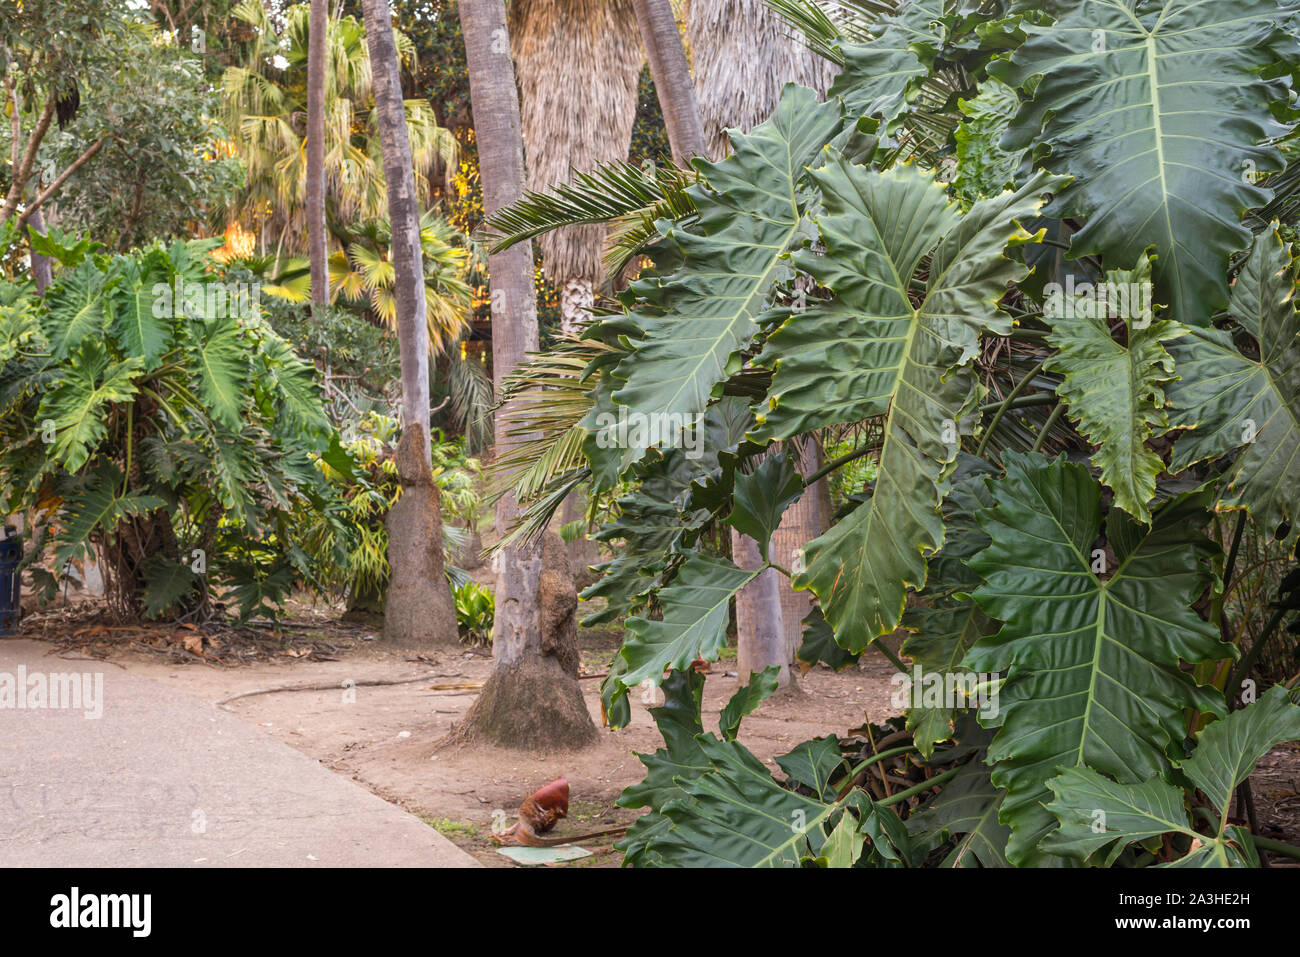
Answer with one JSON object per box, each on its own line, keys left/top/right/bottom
{"left": 630, "top": 0, "right": 706, "bottom": 164}
{"left": 360, "top": 0, "right": 458, "bottom": 647}
{"left": 306, "top": 0, "right": 329, "bottom": 312}
{"left": 455, "top": 0, "right": 597, "bottom": 749}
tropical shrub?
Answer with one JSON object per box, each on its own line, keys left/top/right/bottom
{"left": 453, "top": 581, "right": 495, "bottom": 647}
{"left": 485, "top": 0, "right": 1300, "bottom": 866}
{"left": 0, "top": 233, "right": 346, "bottom": 621}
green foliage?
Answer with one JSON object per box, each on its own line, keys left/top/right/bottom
{"left": 483, "top": 0, "right": 1300, "bottom": 869}
{"left": 0, "top": 236, "right": 338, "bottom": 621}
{"left": 453, "top": 581, "right": 494, "bottom": 647}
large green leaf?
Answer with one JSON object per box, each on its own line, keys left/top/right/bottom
{"left": 951, "top": 76, "right": 1025, "bottom": 207}
{"left": 992, "top": 0, "right": 1298, "bottom": 326}
{"left": 596, "top": 84, "right": 842, "bottom": 470}
{"left": 965, "top": 451, "right": 1232, "bottom": 865}
{"left": 37, "top": 340, "right": 143, "bottom": 473}
{"left": 901, "top": 468, "right": 999, "bottom": 756}
{"left": 617, "top": 554, "right": 760, "bottom": 691}
{"left": 1166, "top": 226, "right": 1300, "bottom": 544}
{"left": 724, "top": 452, "right": 803, "bottom": 561}
{"left": 42, "top": 260, "right": 113, "bottom": 361}
{"left": 1044, "top": 254, "right": 1181, "bottom": 524}
{"left": 830, "top": 0, "right": 946, "bottom": 123}
{"left": 757, "top": 157, "right": 1057, "bottom": 652}
{"left": 907, "top": 759, "right": 1013, "bottom": 868}
{"left": 108, "top": 251, "right": 174, "bottom": 369}
{"left": 1043, "top": 687, "right": 1300, "bottom": 866}
{"left": 186, "top": 315, "right": 248, "bottom": 430}
{"left": 52, "top": 477, "right": 165, "bottom": 566}
{"left": 648, "top": 734, "right": 837, "bottom": 867}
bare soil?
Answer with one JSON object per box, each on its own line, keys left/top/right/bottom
{"left": 16, "top": 597, "right": 1300, "bottom": 867}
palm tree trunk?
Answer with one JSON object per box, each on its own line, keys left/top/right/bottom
{"left": 631, "top": 0, "right": 706, "bottom": 164}
{"left": 361, "top": 0, "right": 457, "bottom": 648}
{"left": 772, "top": 439, "right": 830, "bottom": 662}
{"left": 732, "top": 528, "right": 791, "bottom": 688}
{"left": 306, "top": 0, "right": 329, "bottom": 313}
{"left": 453, "top": 0, "right": 597, "bottom": 750}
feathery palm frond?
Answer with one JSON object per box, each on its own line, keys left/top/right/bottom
{"left": 486, "top": 161, "right": 701, "bottom": 279}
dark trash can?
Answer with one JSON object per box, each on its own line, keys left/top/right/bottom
{"left": 0, "top": 527, "right": 20, "bottom": 637}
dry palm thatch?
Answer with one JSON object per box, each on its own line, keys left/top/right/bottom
{"left": 685, "top": 0, "right": 838, "bottom": 159}
{"left": 511, "top": 0, "right": 643, "bottom": 331}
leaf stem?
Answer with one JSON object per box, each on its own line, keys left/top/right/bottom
{"left": 1030, "top": 402, "right": 1065, "bottom": 453}
{"left": 975, "top": 357, "right": 1050, "bottom": 459}
{"left": 877, "top": 765, "right": 961, "bottom": 807}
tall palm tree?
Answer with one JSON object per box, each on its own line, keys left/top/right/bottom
{"left": 631, "top": 0, "right": 706, "bottom": 164}
{"left": 456, "top": 0, "right": 597, "bottom": 750}
{"left": 360, "top": 0, "right": 458, "bottom": 648}
{"left": 513, "top": 0, "right": 642, "bottom": 333}
{"left": 685, "top": 0, "right": 836, "bottom": 158}
{"left": 306, "top": 0, "right": 329, "bottom": 312}
{"left": 220, "top": 1, "right": 456, "bottom": 269}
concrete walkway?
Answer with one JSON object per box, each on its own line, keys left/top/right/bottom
{"left": 0, "top": 639, "right": 478, "bottom": 867}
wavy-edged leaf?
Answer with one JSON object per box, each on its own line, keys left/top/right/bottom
{"left": 719, "top": 666, "right": 782, "bottom": 742}
{"left": 759, "top": 157, "right": 1057, "bottom": 652}
{"left": 795, "top": 605, "right": 861, "bottom": 673}
{"left": 991, "top": 0, "right": 1298, "bottom": 326}
{"left": 1044, "top": 254, "right": 1180, "bottom": 524}
{"left": 42, "top": 260, "right": 112, "bottom": 360}
{"left": 829, "top": 0, "right": 946, "bottom": 123}
{"left": 965, "top": 451, "right": 1232, "bottom": 865}
{"left": 108, "top": 251, "right": 174, "bottom": 369}
{"left": 186, "top": 315, "right": 249, "bottom": 430}
{"left": 725, "top": 452, "right": 804, "bottom": 561}
{"left": 597, "top": 84, "right": 842, "bottom": 470}
{"left": 52, "top": 479, "right": 165, "bottom": 566}
{"left": 37, "top": 341, "right": 143, "bottom": 473}
{"left": 1166, "top": 226, "right": 1300, "bottom": 544}
{"left": 617, "top": 554, "right": 760, "bottom": 691}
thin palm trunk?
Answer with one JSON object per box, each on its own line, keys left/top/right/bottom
{"left": 631, "top": 0, "right": 706, "bottom": 164}
{"left": 306, "top": 0, "right": 329, "bottom": 312}
{"left": 772, "top": 439, "right": 830, "bottom": 662}
{"left": 732, "top": 528, "right": 791, "bottom": 687}
{"left": 455, "top": 0, "right": 597, "bottom": 749}
{"left": 361, "top": 0, "right": 457, "bottom": 647}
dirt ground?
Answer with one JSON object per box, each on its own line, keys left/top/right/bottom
{"left": 16, "top": 598, "right": 901, "bottom": 866}
{"left": 15, "top": 598, "right": 1300, "bottom": 867}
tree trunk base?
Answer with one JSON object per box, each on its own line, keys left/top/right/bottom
{"left": 446, "top": 655, "right": 599, "bottom": 751}
{"left": 382, "top": 425, "right": 458, "bottom": 647}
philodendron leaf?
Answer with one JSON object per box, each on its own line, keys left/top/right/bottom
{"left": 616, "top": 554, "right": 759, "bottom": 691}
{"left": 754, "top": 155, "right": 1059, "bottom": 653}
{"left": 1043, "top": 687, "right": 1300, "bottom": 867}
{"left": 1044, "top": 253, "right": 1181, "bottom": 524}
{"left": 1180, "top": 685, "right": 1300, "bottom": 821}
{"left": 775, "top": 734, "right": 845, "bottom": 802}
{"left": 648, "top": 734, "right": 838, "bottom": 867}
{"left": 617, "top": 668, "right": 709, "bottom": 867}
{"left": 965, "top": 451, "right": 1232, "bottom": 865}
{"left": 829, "top": 0, "right": 946, "bottom": 124}
{"left": 725, "top": 453, "right": 804, "bottom": 561}
{"left": 42, "top": 260, "right": 112, "bottom": 361}
{"left": 991, "top": 0, "right": 1297, "bottom": 327}
{"left": 37, "top": 340, "right": 143, "bottom": 474}
{"left": 590, "top": 84, "right": 842, "bottom": 476}
{"left": 1165, "top": 225, "right": 1300, "bottom": 545}
{"left": 795, "top": 606, "right": 861, "bottom": 673}
{"left": 719, "top": 666, "right": 782, "bottom": 742}
{"left": 908, "top": 760, "right": 1013, "bottom": 868}
{"left": 951, "top": 76, "right": 1025, "bottom": 207}
{"left": 901, "top": 465, "right": 998, "bottom": 757}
